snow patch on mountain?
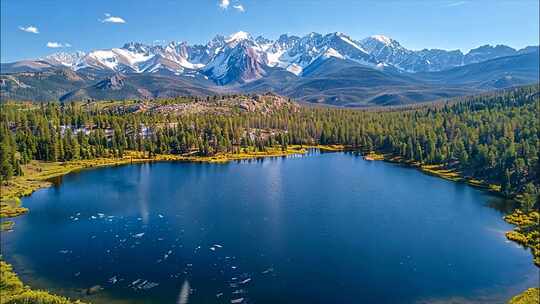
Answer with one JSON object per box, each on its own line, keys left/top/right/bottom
{"left": 28, "top": 30, "right": 538, "bottom": 83}
{"left": 371, "top": 35, "right": 393, "bottom": 45}
{"left": 225, "top": 31, "right": 251, "bottom": 44}
{"left": 322, "top": 48, "right": 345, "bottom": 59}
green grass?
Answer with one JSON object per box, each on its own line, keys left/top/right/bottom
{"left": 508, "top": 288, "right": 540, "bottom": 304}
{"left": 0, "top": 147, "right": 314, "bottom": 304}
{"left": 505, "top": 210, "right": 540, "bottom": 267}
{"left": 0, "top": 260, "right": 86, "bottom": 304}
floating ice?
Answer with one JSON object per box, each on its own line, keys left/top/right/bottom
{"left": 139, "top": 281, "right": 159, "bottom": 290}
{"left": 231, "top": 298, "right": 244, "bottom": 303}
{"left": 130, "top": 279, "right": 159, "bottom": 290}
{"left": 136, "top": 280, "right": 148, "bottom": 289}
{"left": 239, "top": 278, "right": 251, "bottom": 284}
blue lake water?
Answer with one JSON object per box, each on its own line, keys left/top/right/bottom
{"left": 1, "top": 152, "right": 538, "bottom": 304}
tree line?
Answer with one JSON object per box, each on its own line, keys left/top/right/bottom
{"left": 1, "top": 85, "right": 538, "bottom": 210}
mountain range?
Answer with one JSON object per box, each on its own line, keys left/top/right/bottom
{"left": 1, "top": 31, "right": 538, "bottom": 106}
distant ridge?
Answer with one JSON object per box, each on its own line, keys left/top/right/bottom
{"left": 1, "top": 31, "right": 538, "bottom": 106}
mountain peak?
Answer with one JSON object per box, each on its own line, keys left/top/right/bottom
{"left": 122, "top": 42, "right": 151, "bottom": 53}
{"left": 8, "top": 31, "right": 535, "bottom": 84}
{"left": 43, "top": 51, "right": 86, "bottom": 67}
{"left": 225, "top": 31, "right": 252, "bottom": 44}
{"left": 371, "top": 35, "right": 394, "bottom": 45}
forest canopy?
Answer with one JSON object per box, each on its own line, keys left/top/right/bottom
{"left": 1, "top": 85, "right": 538, "bottom": 209}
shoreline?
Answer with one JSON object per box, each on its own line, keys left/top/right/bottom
{"left": 0, "top": 145, "right": 341, "bottom": 304}
{"left": 1, "top": 146, "right": 538, "bottom": 304}
{"left": 1, "top": 145, "right": 348, "bottom": 222}
{"left": 362, "top": 151, "right": 540, "bottom": 272}
{"left": 362, "top": 151, "right": 501, "bottom": 193}
{"left": 364, "top": 150, "right": 540, "bottom": 303}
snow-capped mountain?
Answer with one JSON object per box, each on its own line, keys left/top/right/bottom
{"left": 359, "top": 35, "right": 419, "bottom": 71}
{"left": 262, "top": 32, "right": 377, "bottom": 76}
{"left": 357, "top": 35, "right": 536, "bottom": 72}
{"left": 13, "top": 31, "right": 538, "bottom": 85}
{"left": 359, "top": 35, "right": 466, "bottom": 72}
{"left": 202, "top": 31, "right": 268, "bottom": 84}
{"left": 44, "top": 51, "right": 87, "bottom": 67}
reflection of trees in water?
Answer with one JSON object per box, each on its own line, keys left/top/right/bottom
{"left": 47, "top": 175, "right": 63, "bottom": 187}
{"left": 487, "top": 197, "right": 518, "bottom": 214}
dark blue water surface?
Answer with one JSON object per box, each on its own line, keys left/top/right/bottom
{"left": 1, "top": 152, "right": 537, "bottom": 304}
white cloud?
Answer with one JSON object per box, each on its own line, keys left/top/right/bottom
{"left": 18, "top": 25, "right": 39, "bottom": 34}
{"left": 47, "top": 42, "right": 71, "bottom": 48}
{"left": 101, "top": 13, "right": 126, "bottom": 24}
{"left": 219, "top": 0, "right": 230, "bottom": 9}
{"left": 233, "top": 4, "right": 245, "bottom": 12}
{"left": 444, "top": 1, "right": 468, "bottom": 7}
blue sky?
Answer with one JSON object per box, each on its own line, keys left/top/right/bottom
{"left": 1, "top": 0, "right": 539, "bottom": 62}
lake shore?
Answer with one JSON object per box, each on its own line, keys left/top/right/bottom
{"left": 362, "top": 151, "right": 540, "bottom": 303}
{"left": 1, "top": 146, "right": 330, "bottom": 220}
{"left": 0, "top": 145, "right": 343, "bottom": 304}
{"left": 362, "top": 151, "right": 501, "bottom": 192}
{"left": 0, "top": 260, "right": 86, "bottom": 304}
{"left": 1, "top": 145, "right": 351, "bottom": 221}
{"left": 362, "top": 151, "right": 540, "bottom": 269}
{"left": 1, "top": 146, "right": 538, "bottom": 304}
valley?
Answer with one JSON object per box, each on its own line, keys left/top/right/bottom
{"left": 1, "top": 85, "right": 539, "bottom": 304}
{"left": 1, "top": 2, "right": 539, "bottom": 302}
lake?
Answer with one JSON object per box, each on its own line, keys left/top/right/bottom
{"left": 1, "top": 152, "right": 537, "bottom": 304}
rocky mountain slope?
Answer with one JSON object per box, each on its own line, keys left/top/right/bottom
{"left": 1, "top": 31, "right": 538, "bottom": 106}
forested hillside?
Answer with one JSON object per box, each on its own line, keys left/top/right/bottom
{"left": 1, "top": 86, "right": 538, "bottom": 204}
{"left": 1, "top": 85, "right": 539, "bottom": 304}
